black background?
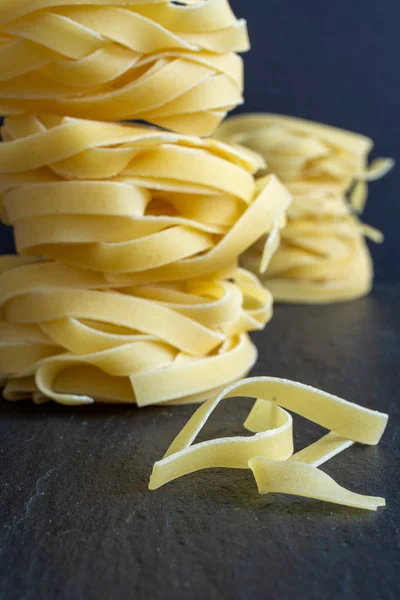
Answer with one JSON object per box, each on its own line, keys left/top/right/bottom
{"left": 229, "top": 0, "right": 400, "bottom": 283}
{"left": 1, "top": 0, "right": 399, "bottom": 283}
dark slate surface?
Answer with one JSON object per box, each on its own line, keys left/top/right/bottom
{"left": 1, "top": 285, "right": 399, "bottom": 600}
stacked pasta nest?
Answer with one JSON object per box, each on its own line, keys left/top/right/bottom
{"left": 0, "top": 1, "right": 290, "bottom": 406}
{"left": 215, "top": 113, "right": 393, "bottom": 303}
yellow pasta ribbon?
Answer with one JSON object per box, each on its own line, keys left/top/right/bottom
{"left": 0, "top": 114, "right": 290, "bottom": 282}
{"left": 0, "top": 0, "right": 249, "bottom": 135}
{"left": 215, "top": 113, "right": 394, "bottom": 303}
{"left": 149, "top": 377, "right": 388, "bottom": 511}
{"left": 0, "top": 257, "right": 276, "bottom": 406}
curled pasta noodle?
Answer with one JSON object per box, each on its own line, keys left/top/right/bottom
{"left": 0, "top": 257, "right": 274, "bottom": 406}
{"left": 0, "top": 114, "right": 290, "bottom": 282}
{"left": 149, "top": 377, "right": 388, "bottom": 510}
{"left": 0, "top": 0, "right": 249, "bottom": 135}
{"left": 215, "top": 113, "right": 394, "bottom": 303}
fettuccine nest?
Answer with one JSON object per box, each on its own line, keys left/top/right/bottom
{"left": 0, "top": 116, "right": 290, "bottom": 406}
{"left": 215, "top": 113, "right": 394, "bottom": 303}
{"left": 0, "top": 0, "right": 248, "bottom": 135}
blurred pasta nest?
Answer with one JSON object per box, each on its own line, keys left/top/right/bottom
{"left": 215, "top": 113, "right": 393, "bottom": 303}
{"left": 0, "top": 0, "right": 249, "bottom": 135}
{"left": 0, "top": 115, "right": 291, "bottom": 406}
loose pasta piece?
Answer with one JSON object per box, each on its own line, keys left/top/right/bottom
{"left": 0, "top": 0, "right": 249, "bottom": 135}
{"left": 0, "top": 115, "right": 290, "bottom": 282}
{"left": 249, "top": 458, "right": 385, "bottom": 511}
{"left": 215, "top": 113, "right": 394, "bottom": 303}
{"left": 149, "top": 377, "right": 388, "bottom": 511}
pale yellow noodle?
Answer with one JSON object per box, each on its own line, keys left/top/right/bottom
{"left": 149, "top": 377, "right": 388, "bottom": 510}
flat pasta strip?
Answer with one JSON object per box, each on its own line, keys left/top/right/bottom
{"left": 0, "top": 0, "right": 249, "bottom": 135}
{"left": 0, "top": 257, "right": 274, "bottom": 406}
{"left": 149, "top": 377, "right": 388, "bottom": 510}
{"left": 214, "top": 113, "right": 394, "bottom": 303}
{"left": 249, "top": 458, "right": 385, "bottom": 511}
{"left": 0, "top": 114, "right": 291, "bottom": 282}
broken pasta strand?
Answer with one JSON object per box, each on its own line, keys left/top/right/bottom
{"left": 149, "top": 377, "right": 387, "bottom": 510}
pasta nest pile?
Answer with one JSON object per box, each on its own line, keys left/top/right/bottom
{"left": 215, "top": 113, "right": 393, "bottom": 303}
{"left": 0, "top": 115, "right": 291, "bottom": 406}
{"left": 0, "top": 0, "right": 248, "bottom": 135}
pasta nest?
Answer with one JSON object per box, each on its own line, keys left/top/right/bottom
{"left": 0, "top": 256, "right": 274, "bottom": 406}
{"left": 0, "top": 0, "right": 249, "bottom": 135}
{"left": 0, "top": 114, "right": 291, "bottom": 283}
{"left": 215, "top": 113, "right": 394, "bottom": 303}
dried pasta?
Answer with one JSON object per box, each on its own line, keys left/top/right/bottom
{"left": 149, "top": 377, "right": 388, "bottom": 510}
{"left": 0, "top": 85, "right": 291, "bottom": 407}
{"left": 0, "top": 0, "right": 249, "bottom": 135}
{"left": 0, "top": 114, "right": 290, "bottom": 282}
{"left": 215, "top": 113, "right": 394, "bottom": 303}
{"left": 0, "top": 257, "right": 275, "bottom": 406}
{"left": 0, "top": 0, "right": 391, "bottom": 512}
